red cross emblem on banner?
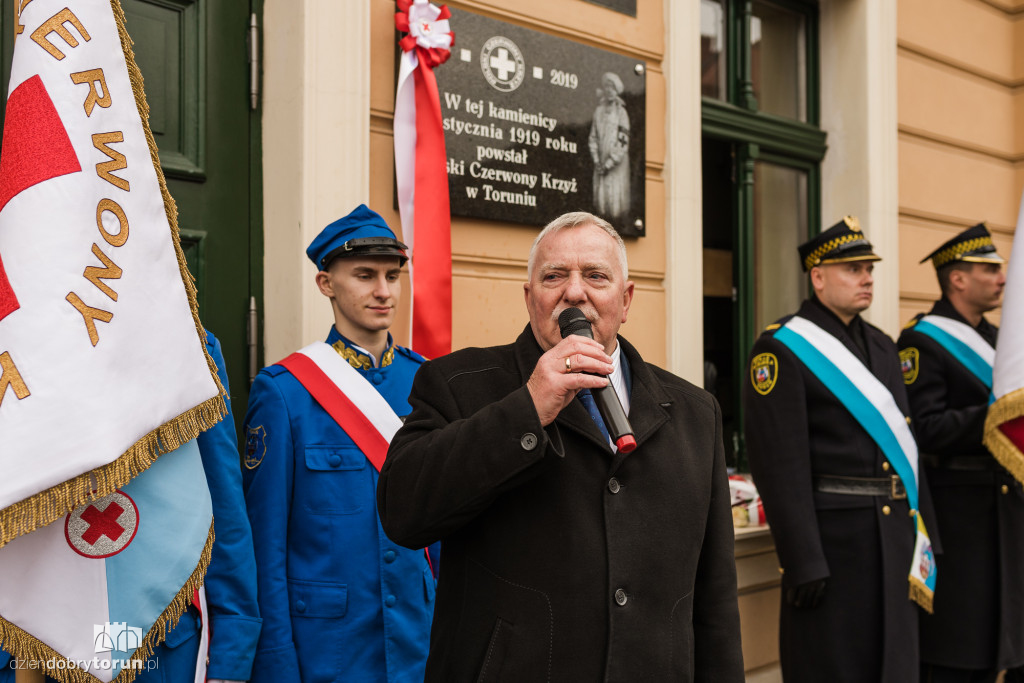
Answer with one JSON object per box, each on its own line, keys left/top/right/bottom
{"left": 0, "top": 74, "right": 83, "bottom": 323}
{"left": 65, "top": 490, "right": 139, "bottom": 558}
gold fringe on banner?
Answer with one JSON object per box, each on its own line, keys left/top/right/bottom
{"left": 0, "top": 394, "right": 225, "bottom": 547}
{"left": 984, "top": 387, "right": 1024, "bottom": 485}
{"left": 909, "top": 579, "right": 934, "bottom": 615}
{"left": 0, "top": 522, "right": 215, "bottom": 683}
{"left": 0, "top": 0, "right": 227, "bottom": 547}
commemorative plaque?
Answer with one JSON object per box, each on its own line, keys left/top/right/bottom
{"left": 434, "top": 9, "right": 646, "bottom": 236}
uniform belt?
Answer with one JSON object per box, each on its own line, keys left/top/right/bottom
{"left": 813, "top": 474, "right": 906, "bottom": 500}
{"left": 921, "top": 453, "right": 995, "bottom": 471}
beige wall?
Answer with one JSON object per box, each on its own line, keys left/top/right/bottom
{"left": 897, "top": 0, "right": 1022, "bottom": 325}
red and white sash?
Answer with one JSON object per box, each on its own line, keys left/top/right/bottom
{"left": 276, "top": 342, "right": 403, "bottom": 473}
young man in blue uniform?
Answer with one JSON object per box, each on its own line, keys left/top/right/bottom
{"left": 242, "top": 205, "right": 436, "bottom": 683}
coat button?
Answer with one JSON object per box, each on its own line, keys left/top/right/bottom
{"left": 384, "top": 550, "right": 396, "bottom": 563}
{"left": 371, "top": 372, "right": 383, "bottom": 385}
{"left": 520, "top": 433, "right": 538, "bottom": 451}
{"left": 1002, "top": 484, "right": 1010, "bottom": 495}
{"left": 385, "top": 595, "right": 397, "bottom": 607}
{"left": 328, "top": 454, "right": 342, "bottom": 468}
{"left": 614, "top": 588, "right": 627, "bottom": 606}
{"left": 882, "top": 462, "right": 890, "bottom": 471}
{"left": 608, "top": 478, "right": 620, "bottom": 494}
{"left": 882, "top": 505, "right": 891, "bottom": 516}
{"left": 909, "top": 508, "right": 917, "bottom": 517}
{"left": 295, "top": 600, "right": 306, "bottom": 613}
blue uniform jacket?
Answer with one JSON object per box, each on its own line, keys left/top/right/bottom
{"left": 0, "top": 333, "right": 261, "bottom": 682}
{"left": 242, "top": 328, "right": 436, "bottom": 683}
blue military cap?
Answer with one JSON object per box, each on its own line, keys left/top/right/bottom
{"left": 797, "top": 215, "right": 881, "bottom": 272}
{"left": 306, "top": 205, "right": 409, "bottom": 270}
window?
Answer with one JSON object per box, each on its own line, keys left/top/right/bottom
{"left": 699, "top": 0, "right": 824, "bottom": 468}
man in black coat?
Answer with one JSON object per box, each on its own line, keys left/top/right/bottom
{"left": 898, "top": 223, "right": 1024, "bottom": 683}
{"left": 744, "top": 216, "right": 935, "bottom": 683}
{"left": 377, "top": 211, "right": 744, "bottom": 682}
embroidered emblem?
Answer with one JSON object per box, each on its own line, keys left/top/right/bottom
{"left": 751, "top": 353, "right": 778, "bottom": 395}
{"left": 919, "top": 543, "right": 935, "bottom": 581}
{"left": 332, "top": 340, "right": 394, "bottom": 369}
{"left": 64, "top": 490, "right": 139, "bottom": 558}
{"left": 245, "top": 424, "right": 267, "bottom": 469}
{"left": 900, "top": 347, "right": 919, "bottom": 385}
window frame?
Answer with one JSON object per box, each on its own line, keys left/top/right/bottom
{"left": 700, "top": 0, "right": 824, "bottom": 467}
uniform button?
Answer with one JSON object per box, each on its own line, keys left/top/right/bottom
{"left": 614, "top": 588, "right": 628, "bottom": 606}
{"left": 778, "top": 567, "right": 785, "bottom": 575}
{"left": 385, "top": 595, "right": 397, "bottom": 607}
{"left": 371, "top": 372, "right": 383, "bottom": 385}
{"left": 520, "top": 433, "right": 538, "bottom": 451}
{"left": 1002, "top": 484, "right": 1010, "bottom": 495}
{"left": 295, "top": 600, "right": 306, "bottom": 613}
{"left": 608, "top": 478, "right": 621, "bottom": 494}
{"left": 384, "top": 550, "right": 396, "bottom": 563}
{"left": 909, "top": 508, "right": 917, "bottom": 517}
{"left": 882, "top": 462, "right": 890, "bottom": 471}
{"left": 882, "top": 505, "right": 891, "bottom": 516}
{"left": 328, "top": 454, "right": 342, "bottom": 468}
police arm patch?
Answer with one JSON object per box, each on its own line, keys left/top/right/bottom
{"left": 751, "top": 352, "right": 778, "bottom": 395}
{"left": 244, "top": 424, "right": 267, "bottom": 469}
{"left": 900, "top": 347, "right": 919, "bottom": 385}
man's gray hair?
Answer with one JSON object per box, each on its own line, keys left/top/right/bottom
{"left": 527, "top": 211, "right": 629, "bottom": 279}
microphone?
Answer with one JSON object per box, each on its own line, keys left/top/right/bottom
{"left": 558, "top": 307, "right": 637, "bottom": 454}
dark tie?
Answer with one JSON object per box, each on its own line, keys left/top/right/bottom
{"left": 578, "top": 389, "right": 611, "bottom": 443}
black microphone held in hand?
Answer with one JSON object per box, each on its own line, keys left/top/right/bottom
{"left": 557, "top": 307, "right": 637, "bottom": 454}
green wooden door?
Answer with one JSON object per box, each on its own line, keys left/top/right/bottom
{"left": 1, "top": 0, "right": 262, "bottom": 431}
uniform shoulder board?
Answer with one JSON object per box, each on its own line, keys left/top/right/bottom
{"left": 761, "top": 314, "right": 795, "bottom": 336}
{"left": 263, "top": 363, "right": 290, "bottom": 378}
{"left": 397, "top": 346, "right": 427, "bottom": 364}
{"left": 902, "top": 313, "right": 925, "bottom": 330}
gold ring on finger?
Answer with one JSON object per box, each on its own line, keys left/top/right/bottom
{"left": 565, "top": 356, "right": 572, "bottom": 373}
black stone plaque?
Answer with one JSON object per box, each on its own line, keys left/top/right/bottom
{"left": 583, "top": 0, "right": 637, "bottom": 17}
{"left": 435, "top": 9, "right": 646, "bottom": 236}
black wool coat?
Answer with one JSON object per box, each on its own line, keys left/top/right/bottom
{"left": 743, "top": 298, "right": 932, "bottom": 683}
{"left": 899, "top": 297, "right": 1024, "bottom": 671}
{"left": 377, "top": 326, "right": 744, "bottom": 683}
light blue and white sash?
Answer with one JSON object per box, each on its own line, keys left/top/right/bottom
{"left": 913, "top": 315, "right": 994, "bottom": 402}
{"left": 774, "top": 316, "right": 937, "bottom": 610}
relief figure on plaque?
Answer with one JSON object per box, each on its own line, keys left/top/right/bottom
{"left": 589, "top": 71, "right": 630, "bottom": 222}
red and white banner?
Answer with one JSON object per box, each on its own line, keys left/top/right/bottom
{"left": 985, "top": 190, "right": 1024, "bottom": 482}
{"left": 0, "top": 0, "right": 223, "bottom": 546}
{"left": 394, "top": 0, "right": 454, "bottom": 360}
{"left": 0, "top": 1, "right": 220, "bottom": 679}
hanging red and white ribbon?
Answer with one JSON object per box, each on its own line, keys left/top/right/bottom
{"left": 394, "top": 0, "right": 454, "bottom": 359}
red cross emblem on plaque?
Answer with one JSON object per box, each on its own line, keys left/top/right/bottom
{"left": 65, "top": 490, "right": 139, "bottom": 558}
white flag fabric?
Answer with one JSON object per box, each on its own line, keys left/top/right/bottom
{"left": 985, "top": 190, "right": 1024, "bottom": 482}
{"left": 0, "top": 0, "right": 223, "bottom": 545}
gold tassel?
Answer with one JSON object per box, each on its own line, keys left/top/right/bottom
{"left": 0, "top": 522, "right": 214, "bottom": 683}
{"left": 984, "top": 387, "right": 1024, "bottom": 485}
{"left": 909, "top": 580, "right": 934, "bottom": 614}
{"left": 0, "top": 0, "right": 230, "bottom": 547}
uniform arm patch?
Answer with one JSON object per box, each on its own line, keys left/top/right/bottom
{"left": 899, "top": 347, "right": 919, "bottom": 385}
{"left": 751, "top": 352, "right": 778, "bottom": 395}
{"left": 244, "top": 424, "right": 267, "bottom": 469}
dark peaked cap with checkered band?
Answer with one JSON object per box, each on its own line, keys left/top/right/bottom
{"left": 797, "top": 216, "right": 882, "bottom": 272}
{"left": 921, "top": 222, "right": 1005, "bottom": 270}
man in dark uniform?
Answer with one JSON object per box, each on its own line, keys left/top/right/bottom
{"left": 744, "top": 216, "right": 937, "bottom": 683}
{"left": 897, "top": 223, "right": 1024, "bottom": 683}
